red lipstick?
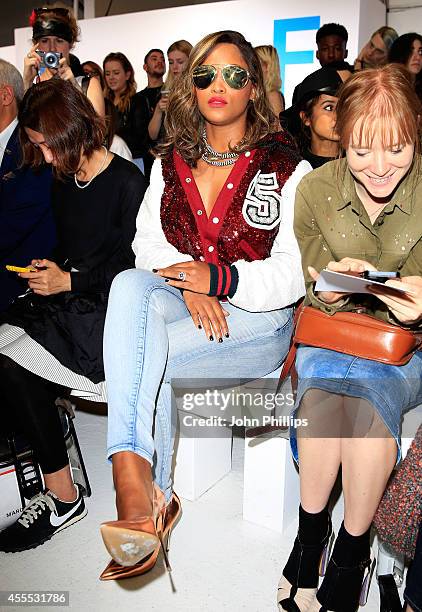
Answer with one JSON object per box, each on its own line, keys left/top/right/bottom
{"left": 208, "top": 97, "right": 227, "bottom": 107}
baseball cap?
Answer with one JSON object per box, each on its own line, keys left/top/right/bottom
{"left": 281, "top": 67, "right": 343, "bottom": 135}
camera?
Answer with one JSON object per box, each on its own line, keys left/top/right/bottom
{"left": 36, "top": 50, "right": 62, "bottom": 69}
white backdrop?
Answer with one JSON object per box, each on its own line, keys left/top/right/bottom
{"left": 388, "top": 7, "right": 422, "bottom": 34}
{"left": 2, "top": 0, "right": 385, "bottom": 105}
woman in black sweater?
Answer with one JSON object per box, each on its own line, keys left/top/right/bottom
{"left": 0, "top": 79, "right": 145, "bottom": 553}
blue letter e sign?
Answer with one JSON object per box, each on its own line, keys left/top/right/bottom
{"left": 274, "top": 16, "right": 320, "bottom": 93}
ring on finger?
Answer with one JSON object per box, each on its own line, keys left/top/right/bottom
{"left": 27, "top": 53, "right": 32, "bottom": 58}
{"left": 178, "top": 271, "right": 187, "bottom": 282}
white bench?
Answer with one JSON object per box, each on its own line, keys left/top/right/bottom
{"left": 173, "top": 407, "right": 232, "bottom": 500}
{"left": 172, "top": 371, "right": 420, "bottom": 539}
{"left": 171, "top": 367, "right": 301, "bottom": 537}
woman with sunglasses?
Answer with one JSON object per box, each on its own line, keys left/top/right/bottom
{"left": 23, "top": 5, "right": 104, "bottom": 117}
{"left": 98, "top": 29, "right": 311, "bottom": 581}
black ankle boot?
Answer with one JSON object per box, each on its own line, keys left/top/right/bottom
{"left": 315, "top": 523, "right": 373, "bottom": 612}
{"left": 278, "top": 506, "right": 332, "bottom": 611}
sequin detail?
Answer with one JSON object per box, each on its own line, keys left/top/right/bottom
{"left": 160, "top": 133, "right": 301, "bottom": 265}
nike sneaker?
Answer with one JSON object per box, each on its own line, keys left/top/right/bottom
{"left": 0, "top": 484, "right": 86, "bottom": 552}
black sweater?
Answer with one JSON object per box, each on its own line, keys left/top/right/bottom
{"left": 51, "top": 154, "right": 146, "bottom": 294}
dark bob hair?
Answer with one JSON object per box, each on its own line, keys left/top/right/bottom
{"left": 19, "top": 79, "right": 105, "bottom": 179}
{"left": 389, "top": 32, "right": 422, "bottom": 65}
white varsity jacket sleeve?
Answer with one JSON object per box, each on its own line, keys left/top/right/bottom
{"left": 228, "top": 159, "right": 312, "bottom": 312}
{"left": 133, "top": 159, "right": 194, "bottom": 269}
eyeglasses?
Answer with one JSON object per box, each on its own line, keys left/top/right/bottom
{"left": 34, "top": 7, "right": 69, "bottom": 17}
{"left": 192, "top": 64, "right": 251, "bottom": 90}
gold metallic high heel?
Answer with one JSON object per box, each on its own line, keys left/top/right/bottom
{"left": 100, "top": 483, "right": 166, "bottom": 567}
{"left": 99, "top": 492, "right": 181, "bottom": 581}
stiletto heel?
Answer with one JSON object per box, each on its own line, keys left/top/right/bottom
{"left": 99, "top": 492, "right": 181, "bottom": 581}
{"left": 165, "top": 521, "right": 175, "bottom": 553}
{"left": 158, "top": 530, "right": 172, "bottom": 572}
{"left": 359, "top": 556, "right": 375, "bottom": 606}
{"left": 319, "top": 532, "right": 334, "bottom": 577}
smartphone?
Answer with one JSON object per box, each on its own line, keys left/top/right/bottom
{"left": 6, "top": 265, "right": 35, "bottom": 273}
{"left": 363, "top": 271, "right": 400, "bottom": 284}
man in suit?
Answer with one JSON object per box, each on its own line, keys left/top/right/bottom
{"left": 0, "top": 59, "right": 55, "bottom": 312}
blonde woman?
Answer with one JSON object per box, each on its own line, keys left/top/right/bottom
{"left": 148, "top": 40, "right": 193, "bottom": 141}
{"left": 255, "top": 44, "right": 284, "bottom": 118}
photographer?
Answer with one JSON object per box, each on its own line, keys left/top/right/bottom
{"left": 23, "top": 6, "right": 104, "bottom": 117}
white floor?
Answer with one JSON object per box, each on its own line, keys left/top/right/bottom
{"left": 0, "top": 410, "right": 400, "bottom": 612}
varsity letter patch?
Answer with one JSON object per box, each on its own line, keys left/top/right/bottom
{"left": 242, "top": 171, "right": 282, "bottom": 230}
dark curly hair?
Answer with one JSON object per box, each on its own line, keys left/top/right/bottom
{"left": 316, "top": 23, "right": 348, "bottom": 44}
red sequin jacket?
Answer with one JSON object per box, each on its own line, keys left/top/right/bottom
{"left": 133, "top": 132, "right": 311, "bottom": 311}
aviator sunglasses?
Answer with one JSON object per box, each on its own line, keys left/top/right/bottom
{"left": 192, "top": 64, "right": 251, "bottom": 90}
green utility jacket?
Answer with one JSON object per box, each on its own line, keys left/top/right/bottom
{"left": 294, "top": 157, "right": 422, "bottom": 327}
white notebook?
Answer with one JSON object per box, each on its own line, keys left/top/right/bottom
{"left": 315, "top": 269, "right": 409, "bottom": 295}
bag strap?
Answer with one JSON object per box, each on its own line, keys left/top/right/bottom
{"left": 275, "top": 301, "right": 303, "bottom": 390}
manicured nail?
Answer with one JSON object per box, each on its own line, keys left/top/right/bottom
{"left": 218, "top": 338, "right": 223, "bottom": 343}
{"left": 164, "top": 279, "right": 169, "bottom": 283}
{"left": 209, "top": 335, "right": 214, "bottom": 341}
{"left": 152, "top": 268, "right": 158, "bottom": 273}
{"left": 198, "top": 324, "right": 202, "bottom": 329}
{"left": 225, "top": 333, "right": 229, "bottom": 338}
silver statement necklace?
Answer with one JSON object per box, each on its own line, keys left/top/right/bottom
{"left": 201, "top": 129, "right": 239, "bottom": 167}
{"left": 74, "top": 146, "right": 108, "bottom": 189}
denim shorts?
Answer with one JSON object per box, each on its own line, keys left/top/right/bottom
{"left": 290, "top": 345, "right": 422, "bottom": 463}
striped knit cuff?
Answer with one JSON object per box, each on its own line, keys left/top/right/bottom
{"left": 208, "top": 264, "right": 239, "bottom": 298}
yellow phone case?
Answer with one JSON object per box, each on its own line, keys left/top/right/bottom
{"left": 5, "top": 265, "right": 34, "bottom": 273}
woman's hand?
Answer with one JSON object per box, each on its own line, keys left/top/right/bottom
{"left": 18, "top": 259, "right": 71, "bottom": 296}
{"left": 157, "top": 94, "right": 169, "bottom": 113}
{"left": 56, "top": 56, "right": 75, "bottom": 82}
{"left": 183, "top": 292, "right": 229, "bottom": 341}
{"left": 148, "top": 99, "right": 167, "bottom": 140}
{"left": 309, "top": 257, "right": 377, "bottom": 304}
{"left": 369, "top": 276, "right": 422, "bottom": 325}
{"left": 156, "top": 261, "right": 211, "bottom": 294}
{"left": 23, "top": 44, "right": 41, "bottom": 89}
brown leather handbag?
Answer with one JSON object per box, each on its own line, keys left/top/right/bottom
{"left": 293, "top": 305, "right": 422, "bottom": 366}
{"left": 246, "top": 304, "right": 422, "bottom": 438}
